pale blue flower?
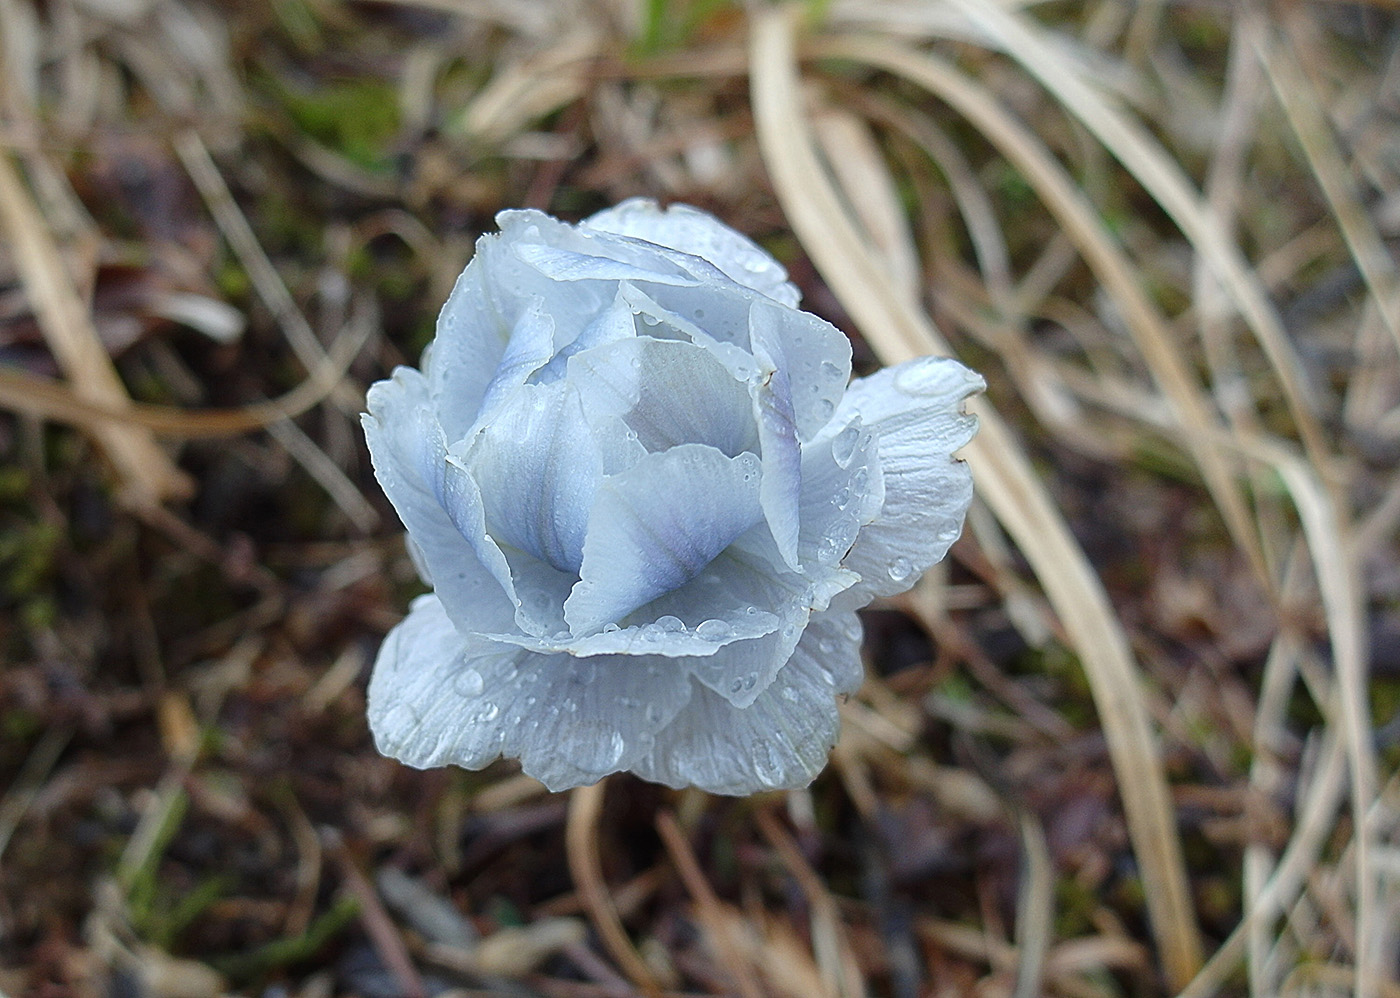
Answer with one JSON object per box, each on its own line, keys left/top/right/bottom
{"left": 362, "top": 200, "right": 982, "bottom": 795}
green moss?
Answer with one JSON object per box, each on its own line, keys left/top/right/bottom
{"left": 280, "top": 78, "right": 401, "bottom": 172}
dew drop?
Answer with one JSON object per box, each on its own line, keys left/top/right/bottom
{"left": 743, "top": 672, "right": 757, "bottom": 691}
{"left": 832, "top": 486, "right": 850, "bottom": 509}
{"left": 570, "top": 660, "right": 598, "bottom": 684}
{"left": 852, "top": 468, "right": 869, "bottom": 491}
{"left": 888, "top": 556, "right": 913, "bottom": 582}
{"left": 752, "top": 738, "right": 782, "bottom": 788}
{"left": 525, "top": 695, "right": 537, "bottom": 706}
{"left": 815, "top": 398, "right": 835, "bottom": 421}
{"left": 574, "top": 728, "right": 626, "bottom": 772}
{"left": 696, "top": 619, "right": 731, "bottom": 640}
{"left": 745, "top": 606, "right": 758, "bottom": 616}
{"left": 730, "top": 677, "right": 744, "bottom": 694}
{"left": 477, "top": 702, "right": 499, "bottom": 722}
{"left": 602, "top": 622, "right": 621, "bottom": 633}
{"left": 453, "top": 668, "right": 484, "bottom": 697}
{"left": 844, "top": 618, "right": 863, "bottom": 641}
{"left": 831, "top": 425, "right": 860, "bottom": 467}
{"left": 781, "top": 687, "right": 801, "bottom": 703}
{"left": 644, "top": 704, "right": 662, "bottom": 725}
{"left": 656, "top": 615, "right": 686, "bottom": 633}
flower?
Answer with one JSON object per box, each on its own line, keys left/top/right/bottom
{"left": 362, "top": 199, "right": 982, "bottom": 795}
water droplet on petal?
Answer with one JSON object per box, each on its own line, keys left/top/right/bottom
{"left": 781, "top": 687, "right": 801, "bottom": 703}
{"left": 888, "top": 556, "right": 913, "bottom": 582}
{"left": 574, "top": 728, "right": 625, "bottom": 772}
{"left": 570, "top": 660, "right": 598, "bottom": 684}
{"left": 819, "top": 360, "right": 842, "bottom": 380}
{"left": 852, "top": 468, "right": 869, "bottom": 491}
{"left": 656, "top": 615, "right": 686, "bottom": 633}
{"left": 815, "top": 398, "right": 835, "bottom": 421}
{"left": 831, "top": 425, "right": 860, "bottom": 467}
{"left": 478, "top": 702, "right": 500, "bottom": 721}
{"left": 844, "top": 618, "right": 863, "bottom": 641}
{"left": 453, "top": 668, "right": 484, "bottom": 697}
{"left": 696, "top": 619, "right": 731, "bottom": 640}
{"left": 752, "top": 738, "right": 782, "bottom": 788}
{"left": 730, "top": 677, "right": 744, "bottom": 694}
{"left": 602, "top": 622, "right": 621, "bottom": 633}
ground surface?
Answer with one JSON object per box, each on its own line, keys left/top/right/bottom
{"left": 1, "top": 2, "right": 1397, "bottom": 997}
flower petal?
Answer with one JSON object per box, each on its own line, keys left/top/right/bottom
{"left": 460, "top": 379, "right": 602, "bottom": 575}
{"left": 367, "top": 593, "right": 513, "bottom": 770}
{"left": 749, "top": 297, "right": 851, "bottom": 442}
{"left": 835, "top": 356, "right": 983, "bottom": 603}
{"left": 583, "top": 198, "right": 802, "bottom": 307}
{"left": 567, "top": 335, "right": 757, "bottom": 458}
{"left": 796, "top": 415, "right": 884, "bottom": 571}
{"left": 362, "top": 369, "right": 516, "bottom": 634}
{"left": 503, "top": 654, "right": 693, "bottom": 790}
{"left": 630, "top": 611, "right": 864, "bottom": 795}
{"left": 368, "top": 595, "right": 694, "bottom": 788}
{"left": 564, "top": 445, "right": 765, "bottom": 634}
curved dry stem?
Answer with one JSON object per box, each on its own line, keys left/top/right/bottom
{"left": 749, "top": 8, "right": 1204, "bottom": 989}
{"left": 564, "top": 781, "right": 661, "bottom": 994}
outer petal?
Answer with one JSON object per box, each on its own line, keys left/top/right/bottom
{"left": 362, "top": 369, "right": 515, "bottom": 635}
{"left": 503, "top": 654, "right": 693, "bottom": 790}
{"left": 834, "top": 356, "right": 983, "bottom": 603}
{"left": 368, "top": 595, "right": 695, "bottom": 788}
{"left": 367, "top": 593, "right": 513, "bottom": 770}
{"left": 564, "top": 445, "right": 765, "bottom": 633}
{"left": 796, "top": 415, "right": 885, "bottom": 571}
{"left": 749, "top": 298, "right": 851, "bottom": 442}
{"left": 583, "top": 198, "right": 802, "bottom": 307}
{"left": 630, "top": 611, "right": 864, "bottom": 795}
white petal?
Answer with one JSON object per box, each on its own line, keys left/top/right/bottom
{"left": 568, "top": 335, "right": 757, "bottom": 457}
{"left": 583, "top": 198, "right": 802, "bottom": 307}
{"left": 514, "top": 241, "right": 700, "bottom": 286}
{"left": 460, "top": 380, "right": 602, "bottom": 574}
{"left": 503, "top": 654, "right": 693, "bottom": 791}
{"left": 362, "top": 369, "right": 516, "bottom": 633}
{"left": 748, "top": 330, "right": 802, "bottom": 568}
{"left": 564, "top": 445, "right": 765, "bottom": 634}
{"left": 470, "top": 297, "right": 557, "bottom": 431}
{"left": 367, "top": 594, "right": 513, "bottom": 770}
{"left": 427, "top": 231, "right": 604, "bottom": 441}
{"left": 749, "top": 298, "right": 851, "bottom": 441}
{"left": 630, "top": 611, "right": 863, "bottom": 795}
{"left": 796, "top": 415, "right": 884, "bottom": 571}
{"left": 368, "top": 595, "right": 694, "bottom": 788}
{"left": 835, "top": 356, "right": 983, "bottom": 603}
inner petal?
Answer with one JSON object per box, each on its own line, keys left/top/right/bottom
{"left": 462, "top": 379, "right": 603, "bottom": 575}
{"left": 569, "top": 336, "right": 758, "bottom": 458}
{"left": 564, "top": 444, "right": 765, "bottom": 634}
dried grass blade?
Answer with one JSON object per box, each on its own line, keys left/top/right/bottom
{"left": 564, "top": 782, "right": 661, "bottom": 994}
{"left": 934, "top": 0, "right": 1329, "bottom": 467}
{"left": 0, "top": 153, "right": 192, "bottom": 504}
{"left": 655, "top": 811, "right": 767, "bottom": 998}
{"left": 749, "top": 8, "right": 1203, "bottom": 988}
{"left": 0, "top": 312, "right": 372, "bottom": 438}
{"left": 811, "top": 33, "right": 1270, "bottom": 592}
{"left": 1257, "top": 15, "right": 1400, "bottom": 360}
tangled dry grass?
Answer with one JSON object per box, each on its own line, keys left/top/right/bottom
{"left": 1, "top": 1, "right": 1397, "bottom": 996}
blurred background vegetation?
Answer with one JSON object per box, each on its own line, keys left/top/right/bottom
{"left": 1, "top": 1, "right": 1397, "bottom": 996}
